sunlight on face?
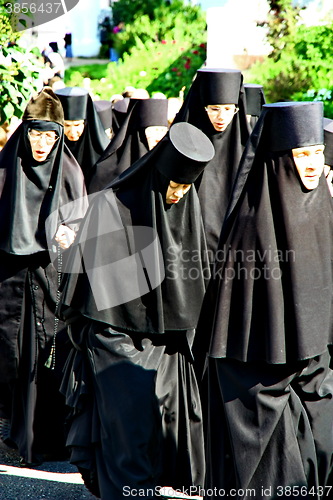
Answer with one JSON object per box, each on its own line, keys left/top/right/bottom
{"left": 64, "top": 120, "right": 85, "bottom": 141}
{"left": 166, "top": 181, "right": 191, "bottom": 204}
{"left": 292, "top": 145, "right": 325, "bottom": 190}
{"left": 205, "top": 104, "right": 238, "bottom": 132}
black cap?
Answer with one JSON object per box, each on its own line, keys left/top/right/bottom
{"left": 55, "top": 87, "right": 89, "bottom": 121}
{"left": 196, "top": 68, "right": 242, "bottom": 106}
{"left": 136, "top": 99, "right": 169, "bottom": 128}
{"left": 156, "top": 122, "right": 215, "bottom": 183}
{"left": 94, "top": 100, "right": 113, "bottom": 129}
{"left": 244, "top": 83, "right": 266, "bottom": 116}
{"left": 324, "top": 118, "right": 333, "bottom": 167}
{"left": 264, "top": 102, "right": 324, "bottom": 151}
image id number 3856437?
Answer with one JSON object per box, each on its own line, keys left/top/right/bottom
{"left": 275, "top": 486, "right": 332, "bottom": 496}
{"left": 5, "top": 3, "right": 62, "bottom": 14}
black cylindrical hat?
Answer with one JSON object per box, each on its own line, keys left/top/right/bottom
{"left": 244, "top": 83, "right": 266, "bottom": 116}
{"left": 156, "top": 122, "right": 215, "bottom": 184}
{"left": 55, "top": 87, "right": 89, "bottom": 121}
{"left": 196, "top": 68, "right": 242, "bottom": 106}
{"left": 94, "top": 100, "right": 113, "bottom": 129}
{"left": 324, "top": 117, "right": 333, "bottom": 167}
{"left": 136, "top": 99, "right": 169, "bottom": 128}
{"left": 264, "top": 102, "right": 324, "bottom": 151}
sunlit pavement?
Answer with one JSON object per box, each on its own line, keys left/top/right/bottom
{"left": 0, "top": 440, "right": 95, "bottom": 499}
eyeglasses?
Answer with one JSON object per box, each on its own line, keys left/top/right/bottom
{"left": 28, "top": 130, "right": 59, "bottom": 145}
{"left": 205, "top": 106, "right": 239, "bottom": 116}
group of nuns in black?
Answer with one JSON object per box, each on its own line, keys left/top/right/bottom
{"left": 0, "top": 66, "right": 332, "bottom": 500}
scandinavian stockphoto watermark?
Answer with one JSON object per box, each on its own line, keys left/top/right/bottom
{"left": 45, "top": 191, "right": 296, "bottom": 311}
{"left": 5, "top": 0, "right": 80, "bottom": 31}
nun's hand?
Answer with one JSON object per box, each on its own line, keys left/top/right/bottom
{"left": 55, "top": 224, "right": 76, "bottom": 249}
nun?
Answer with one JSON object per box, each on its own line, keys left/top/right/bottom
{"left": 174, "top": 68, "right": 250, "bottom": 260}
{"left": 55, "top": 87, "right": 109, "bottom": 183}
{"left": 58, "top": 122, "right": 215, "bottom": 499}
{"left": 198, "top": 101, "right": 333, "bottom": 498}
{"left": 0, "top": 87, "right": 88, "bottom": 464}
{"left": 88, "top": 98, "right": 169, "bottom": 193}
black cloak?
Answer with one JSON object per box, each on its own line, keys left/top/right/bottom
{"left": 60, "top": 122, "right": 214, "bottom": 332}
{"left": 198, "top": 101, "right": 333, "bottom": 497}
{"left": 174, "top": 68, "right": 250, "bottom": 258}
{"left": 58, "top": 123, "right": 215, "bottom": 499}
{"left": 88, "top": 98, "right": 169, "bottom": 194}
{"left": 55, "top": 87, "right": 109, "bottom": 183}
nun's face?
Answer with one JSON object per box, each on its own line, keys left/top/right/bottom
{"left": 292, "top": 145, "right": 325, "bottom": 190}
{"left": 64, "top": 120, "right": 85, "bottom": 141}
{"left": 28, "top": 129, "right": 59, "bottom": 162}
{"left": 166, "top": 181, "right": 191, "bottom": 204}
{"left": 145, "top": 126, "right": 168, "bottom": 150}
{"left": 205, "top": 104, "right": 238, "bottom": 132}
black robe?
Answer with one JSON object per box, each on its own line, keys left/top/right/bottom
{"left": 59, "top": 138, "right": 210, "bottom": 499}
{"left": 196, "top": 111, "right": 333, "bottom": 497}
{"left": 0, "top": 120, "right": 87, "bottom": 463}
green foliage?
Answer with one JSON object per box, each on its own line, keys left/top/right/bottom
{"left": 0, "top": 1, "right": 41, "bottom": 124}
{"left": 65, "top": 39, "right": 206, "bottom": 99}
{"left": 111, "top": 0, "right": 165, "bottom": 26}
{"left": 248, "top": 21, "right": 333, "bottom": 108}
{"left": 259, "top": 0, "right": 305, "bottom": 61}
{"left": 110, "top": 0, "right": 206, "bottom": 57}
{"left": 66, "top": 0, "right": 206, "bottom": 99}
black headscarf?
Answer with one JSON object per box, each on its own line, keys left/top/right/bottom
{"left": 244, "top": 83, "right": 266, "bottom": 130}
{"left": 55, "top": 87, "right": 109, "bottom": 182}
{"left": 59, "top": 122, "right": 214, "bottom": 334}
{"left": 199, "top": 101, "right": 333, "bottom": 364}
{"left": 88, "top": 98, "right": 169, "bottom": 194}
{"left": 0, "top": 88, "right": 87, "bottom": 255}
{"left": 174, "top": 68, "right": 250, "bottom": 258}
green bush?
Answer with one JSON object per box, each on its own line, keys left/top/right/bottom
{"left": 0, "top": 1, "right": 41, "bottom": 124}
{"left": 65, "top": 39, "right": 206, "bottom": 99}
{"left": 247, "top": 22, "right": 333, "bottom": 109}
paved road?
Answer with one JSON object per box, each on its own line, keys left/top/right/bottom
{"left": 0, "top": 440, "right": 96, "bottom": 500}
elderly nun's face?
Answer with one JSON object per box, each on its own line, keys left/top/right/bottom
{"left": 64, "top": 120, "right": 85, "bottom": 141}
{"left": 292, "top": 145, "right": 325, "bottom": 190}
{"left": 28, "top": 129, "right": 59, "bottom": 162}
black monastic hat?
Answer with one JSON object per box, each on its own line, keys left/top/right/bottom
{"left": 196, "top": 68, "right": 242, "bottom": 105}
{"left": 55, "top": 87, "right": 89, "bottom": 120}
{"left": 156, "top": 122, "right": 215, "bottom": 183}
{"left": 264, "top": 101, "right": 324, "bottom": 151}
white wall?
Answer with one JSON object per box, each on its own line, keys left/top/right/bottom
{"left": 206, "top": 0, "right": 270, "bottom": 68}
